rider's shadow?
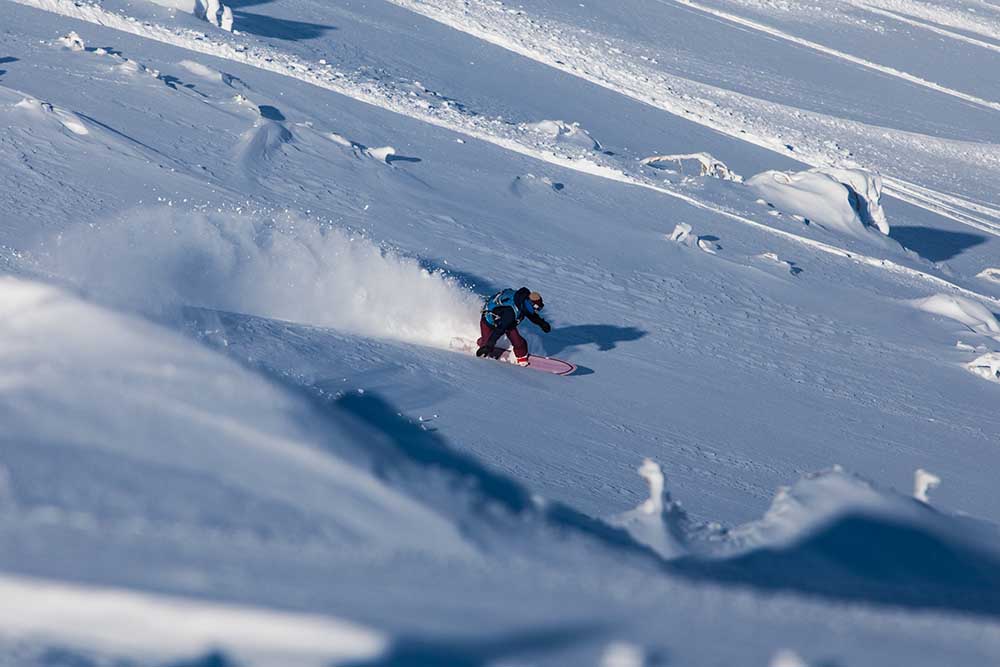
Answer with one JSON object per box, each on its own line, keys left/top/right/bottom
{"left": 539, "top": 324, "right": 646, "bottom": 356}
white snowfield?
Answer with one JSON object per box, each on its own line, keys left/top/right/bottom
{"left": 0, "top": 574, "right": 386, "bottom": 667}
{"left": 3, "top": 0, "right": 1000, "bottom": 664}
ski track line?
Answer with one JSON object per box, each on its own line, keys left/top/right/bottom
{"left": 852, "top": 2, "right": 1000, "bottom": 53}
{"left": 884, "top": 176, "right": 1000, "bottom": 237}
{"left": 662, "top": 0, "right": 1000, "bottom": 112}
{"left": 380, "top": 0, "right": 1000, "bottom": 240}
{"left": 9, "top": 0, "right": 1000, "bottom": 310}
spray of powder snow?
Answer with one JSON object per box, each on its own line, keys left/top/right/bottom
{"left": 40, "top": 208, "right": 482, "bottom": 348}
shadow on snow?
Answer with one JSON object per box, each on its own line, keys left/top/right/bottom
{"left": 190, "top": 308, "right": 1000, "bottom": 622}
{"left": 673, "top": 511, "right": 1000, "bottom": 619}
{"left": 221, "top": 0, "right": 335, "bottom": 41}
{"left": 889, "top": 225, "right": 987, "bottom": 263}
{"left": 338, "top": 623, "right": 612, "bottom": 667}
{"left": 541, "top": 324, "right": 646, "bottom": 356}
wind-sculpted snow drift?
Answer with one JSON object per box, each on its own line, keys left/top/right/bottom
{"left": 670, "top": 468, "right": 1000, "bottom": 617}
{"left": 602, "top": 460, "right": 1000, "bottom": 616}
{"left": 39, "top": 208, "right": 482, "bottom": 348}
{"left": 912, "top": 294, "right": 1000, "bottom": 340}
{"left": 748, "top": 167, "right": 890, "bottom": 240}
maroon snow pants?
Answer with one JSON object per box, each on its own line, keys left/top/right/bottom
{"left": 478, "top": 316, "right": 528, "bottom": 359}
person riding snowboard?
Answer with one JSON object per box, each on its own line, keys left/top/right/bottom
{"left": 477, "top": 287, "right": 551, "bottom": 366}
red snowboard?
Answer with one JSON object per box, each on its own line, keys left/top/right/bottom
{"left": 488, "top": 347, "right": 577, "bottom": 376}
{"left": 451, "top": 338, "right": 576, "bottom": 376}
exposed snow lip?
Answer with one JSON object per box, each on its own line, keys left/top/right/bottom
{"left": 8, "top": 0, "right": 1000, "bottom": 309}
{"left": 661, "top": 0, "right": 1000, "bottom": 112}
{"left": 0, "top": 572, "right": 387, "bottom": 666}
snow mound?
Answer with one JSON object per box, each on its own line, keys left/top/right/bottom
{"left": 234, "top": 115, "right": 293, "bottom": 175}
{"left": 178, "top": 59, "right": 222, "bottom": 81}
{"left": 365, "top": 145, "right": 396, "bottom": 163}
{"left": 524, "top": 120, "right": 600, "bottom": 151}
{"left": 748, "top": 167, "right": 889, "bottom": 238}
{"left": 667, "top": 223, "right": 719, "bottom": 254}
{"left": 608, "top": 459, "right": 688, "bottom": 559}
{"left": 640, "top": 152, "right": 742, "bottom": 182}
{"left": 769, "top": 649, "right": 809, "bottom": 667}
{"left": 914, "top": 468, "right": 941, "bottom": 503}
{"left": 977, "top": 268, "right": 1000, "bottom": 284}
{"left": 0, "top": 276, "right": 472, "bottom": 554}
{"left": 57, "top": 31, "right": 85, "bottom": 51}
{"left": 39, "top": 209, "right": 482, "bottom": 348}
{"left": 756, "top": 252, "right": 802, "bottom": 276}
{"left": 967, "top": 353, "right": 1000, "bottom": 383}
{"left": 144, "top": 0, "right": 233, "bottom": 30}
{"left": 668, "top": 222, "right": 692, "bottom": 244}
{"left": 511, "top": 173, "right": 565, "bottom": 195}
{"left": 674, "top": 468, "right": 1000, "bottom": 615}
{"left": 912, "top": 293, "right": 1000, "bottom": 339}
{"left": 13, "top": 97, "right": 89, "bottom": 136}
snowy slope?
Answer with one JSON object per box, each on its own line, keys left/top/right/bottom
{"left": 3, "top": 0, "right": 1000, "bottom": 664}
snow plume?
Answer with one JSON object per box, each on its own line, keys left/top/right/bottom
{"left": 40, "top": 208, "right": 482, "bottom": 348}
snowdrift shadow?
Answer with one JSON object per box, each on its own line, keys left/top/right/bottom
{"left": 0, "top": 56, "right": 15, "bottom": 80}
{"left": 541, "top": 324, "right": 646, "bottom": 356}
{"left": 165, "top": 650, "right": 235, "bottom": 667}
{"left": 336, "top": 391, "right": 530, "bottom": 513}
{"left": 316, "top": 391, "right": 656, "bottom": 557}
{"left": 889, "top": 226, "right": 986, "bottom": 262}
{"left": 223, "top": 0, "right": 335, "bottom": 41}
{"left": 338, "top": 623, "right": 605, "bottom": 667}
{"left": 385, "top": 154, "right": 422, "bottom": 165}
{"left": 672, "top": 510, "right": 1000, "bottom": 618}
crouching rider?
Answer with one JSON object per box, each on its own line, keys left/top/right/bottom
{"left": 476, "top": 287, "right": 551, "bottom": 366}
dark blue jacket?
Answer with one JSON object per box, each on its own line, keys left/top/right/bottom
{"left": 482, "top": 287, "right": 546, "bottom": 348}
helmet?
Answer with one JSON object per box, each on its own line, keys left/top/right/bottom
{"left": 528, "top": 291, "right": 544, "bottom": 310}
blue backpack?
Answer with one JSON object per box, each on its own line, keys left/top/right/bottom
{"left": 482, "top": 289, "right": 522, "bottom": 326}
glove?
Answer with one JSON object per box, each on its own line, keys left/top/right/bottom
{"left": 539, "top": 320, "right": 551, "bottom": 333}
{"left": 476, "top": 345, "right": 493, "bottom": 358}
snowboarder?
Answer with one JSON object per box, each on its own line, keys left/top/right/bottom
{"left": 477, "top": 287, "right": 551, "bottom": 365}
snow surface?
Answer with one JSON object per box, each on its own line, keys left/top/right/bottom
{"left": 3, "top": 0, "right": 1000, "bottom": 663}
